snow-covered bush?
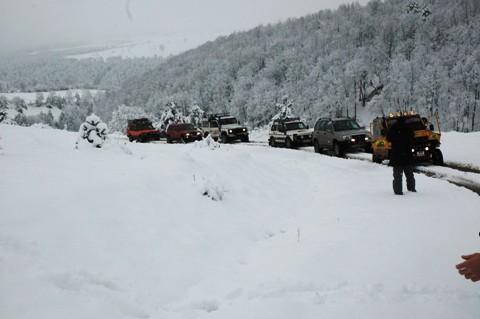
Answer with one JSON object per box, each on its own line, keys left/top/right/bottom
{"left": 194, "top": 135, "right": 220, "bottom": 150}
{"left": 76, "top": 114, "right": 109, "bottom": 148}
{"left": 200, "top": 175, "right": 225, "bottom": 201}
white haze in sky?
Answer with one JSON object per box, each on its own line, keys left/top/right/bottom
{"left": 0, "top": 0, "right": 368, "bottom": 52}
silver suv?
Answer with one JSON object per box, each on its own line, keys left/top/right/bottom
{"left": 312, "top": 117, "right": 371, "bottom": 156}
{"left": 269, "top": 117, "right": 312, "bottom": 148}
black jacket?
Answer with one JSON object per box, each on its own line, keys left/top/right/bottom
{"left": 386, "top": 118, "right": 414, "bottom": 166}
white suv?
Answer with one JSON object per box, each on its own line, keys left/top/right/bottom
{"left": 269, "top": 117, "right": 312, "bottom": 148}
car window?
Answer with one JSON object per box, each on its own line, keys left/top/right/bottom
{"left": 333, "top": 119, "right": 361, "bottom": 131}
{"left": 285, "top": 122, "right": 306, "bottom": 131}
{"left": 210, "top": 121, "right": 219, "bottom": 128}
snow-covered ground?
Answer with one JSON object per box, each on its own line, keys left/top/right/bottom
{"left": 1, "top": 124, "right": 479, "bottom": 319}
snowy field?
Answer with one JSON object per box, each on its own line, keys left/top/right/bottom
{"left": 1, "top": 124, "right": 479, "bottom": 319}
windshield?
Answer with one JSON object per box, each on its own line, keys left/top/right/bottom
{"left": 285, "top": 122, "right": 307, "bottom": 131}
{"left": 219, "top": 117, "right": 238, "bottom": 125}
{"left": 177, "top": 124, "right": 195, "bottom": 130}
{"left": 405, "top": 117, "right": 426, "bottom": 131}
{"left": 333, "top": 119, "right": 361, "bottom": 131}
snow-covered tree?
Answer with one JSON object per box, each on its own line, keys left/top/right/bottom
{"left": 35, "top": 92, "right": 45, "bottom": 107}
{"left": 76, "top": 114, "right": 108, "bottom": 148}
{"left": 109, "top": 105, "right": 150, "bottom": 133}
{"left": 0, "top": 96, "right": 7, "bottom": 123}
{"left": 271, "top": 95, "right": 294, "bottom": 123}
{"left": 187, "top": 101, "right": 204, "bottom": 127}
{"left": 158, "top": 101, "right": 186, "bottom": 130}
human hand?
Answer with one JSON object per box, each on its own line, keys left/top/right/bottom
{"left": 456, "top": 253, "right": 480, "bottom": 282}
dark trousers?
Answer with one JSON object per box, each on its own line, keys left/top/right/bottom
{"left": 392, "top": 165, "right": 415, "bottom": 194}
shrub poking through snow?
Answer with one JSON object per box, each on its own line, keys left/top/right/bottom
{"left": 200, "top": 175, "right": 225, "bottom": 201}
{"left": 194, "top": 135, "right": 220, "bottom": 150}
{"left": 76, "top": 114, "right": 108, "bottom": 148}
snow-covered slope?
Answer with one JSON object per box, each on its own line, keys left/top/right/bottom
{"left": 0, "top": 124, "right": 479, "bottom": 319}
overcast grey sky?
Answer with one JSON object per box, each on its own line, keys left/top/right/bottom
{"left": 0, "top": 0, "right": 369, "bottom": 52}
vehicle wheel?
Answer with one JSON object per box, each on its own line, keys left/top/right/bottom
{"left": 241, "top": 135, "right": 249, "bottom": 143}
{"left": 372, "top": 154, "right": 382, "bottom": 164}
{"left": 221, "top": 134, "right": 229, "bottom": 144}
{"left": 333, "top": 141, "right": 344, "bottom": 157}
{"left": 128, "top": 136, "right": 134, "bottom": 142}
{"left": 313, "top": 140, "right": 322, "bottom": 154}
{"left": 285, "top": 138, "right": 293, "bottom": 149}
{"left": 204, "top": 132, "right": 209, "bottom": 138}
{"left": 432, "top": 149, "right": 444, "bottom": 166}
{"left": 269, "top": 137, "right": 277, "bottom": 147}
{"left": 166, "top": 136, "right": 172, "bottom": 144}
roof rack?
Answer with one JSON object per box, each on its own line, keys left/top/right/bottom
{"left": 273, "top": 116, "right": 301, "bottom": 123}
{"left": 205, "top": 113, "right": 231, "bottom": 120}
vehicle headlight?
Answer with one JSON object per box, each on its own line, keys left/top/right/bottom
{"left": 196, "top": 132, "right": 201, "bottom": 136}
{"left": 412, "top": 148, "right": 415, "bottom": 152}
{"left": 242, "top": 128, "right": 247, "bottom": 132}
{"left": 343, "top": 135, "right": 351, "bottom": 141}
{"left": 228, "top": 129, "right": 233, "bottom": 133}
{"left": 425, "top": 146, "right": 429, "bottom": 151}
{"left": 185, "top": 133, "right": 190, "bottom": 137}
{"left": 365, "top": 137, "right": 370, "bottom": 141}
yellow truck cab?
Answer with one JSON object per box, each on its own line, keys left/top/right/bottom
{"left": 370, "top": 111, "right": 443, "bottom": 165}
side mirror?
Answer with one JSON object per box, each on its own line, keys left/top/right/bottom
{"left": 380, "top": 129, "right": 386, "bottom": 136}
{"left": 429, "top": 124, "right": 434, "bottom": 131}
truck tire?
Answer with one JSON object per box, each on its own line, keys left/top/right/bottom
{"left": 285, "top": 137, "right": 293, "bottom": 149}
{"left": 372, "top": 154, "right": 382, "bottom": 164}
{"left": 269, "top": 137, "right": 277, "bottom": 147}
{"left": 432, "top": 149, "right": 444, "bottom": 166}
{"left": 313, "top": 140, "right": 322, "bottom": 154}
{"left": 221, "top": 134, "right": 229, "bottom": 144}
{"left": 333, "top": 141, "right": 344, "bottom": 157}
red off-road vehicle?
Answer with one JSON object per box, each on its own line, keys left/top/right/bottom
{"left": 126, "top": 118, "right": 161, "bottom": 142}
{"left": 165, "top": 123, "right": 202, "bottom": 143}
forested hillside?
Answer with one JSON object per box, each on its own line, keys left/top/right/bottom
{"left": 0, "top": 52, "right": 163, "bottom": 93}
{"left": 111, "top": 0, "right": 480, "bottom": 131}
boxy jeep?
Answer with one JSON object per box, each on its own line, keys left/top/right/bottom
{"left": 201, "top": 113, "right": 249, "bottom": 143}
{"left": 126, "top": 118, "right": 161, "bottom": 142}
{"left": 269, "top": 117, "right": 312, "bottom": 148}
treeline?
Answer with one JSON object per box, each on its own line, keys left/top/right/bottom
{"left": 109, "top": 0, "right": 480, "bottom": 132}
{"left": 0, "top": 52, "right": 164, "bottom": 93}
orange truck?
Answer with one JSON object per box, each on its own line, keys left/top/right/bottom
{"left": 126, "top": 118, "right": 161, "bottom": 142}
{"left": 370, "top": 111, "right": 443, "bottom": 165}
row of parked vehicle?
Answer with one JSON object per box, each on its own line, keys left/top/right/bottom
{"left": 267, "top": 112, "right": 444, "bottom": 165}
{"left": 126, "top": 113, "right": 249, "bottom": 144}
{"left": 125, "top": 111, "right": 443, "bottom": 165}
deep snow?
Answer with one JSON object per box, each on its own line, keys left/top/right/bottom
{"left": 0, "top": 124, "right": 479, "bottom": 319}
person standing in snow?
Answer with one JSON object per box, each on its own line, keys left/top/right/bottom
{"left": 386, "top": 116, "right": 416, "bottom": 195}
{"left": 456, "top": 253, "right": 480, "bottom": 282}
